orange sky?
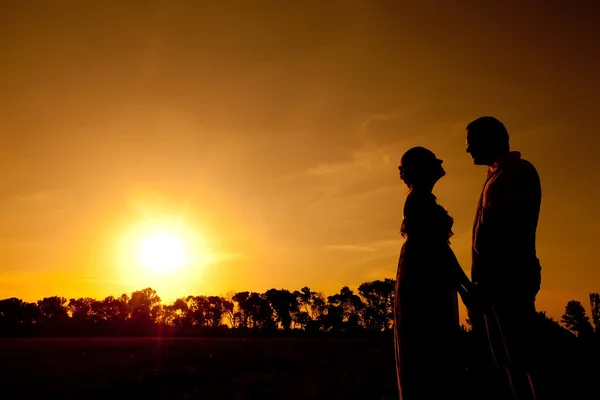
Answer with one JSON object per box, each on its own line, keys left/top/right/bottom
{"left": 1, "top": 1, "right": 599, "bottom": 322}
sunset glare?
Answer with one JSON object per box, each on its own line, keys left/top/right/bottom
{"left": 112, "top": 214, "right": 216, "bottom": 300}
{"left": 137, "top": 231, "right": 188, "bottom": 274}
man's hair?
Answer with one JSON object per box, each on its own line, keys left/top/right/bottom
{"left": 466, "top": 116, "right": 510, "bottom": 152}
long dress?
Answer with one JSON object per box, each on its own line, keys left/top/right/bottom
{"left": 393, "top": 189, "right": 464, "bottom": 399}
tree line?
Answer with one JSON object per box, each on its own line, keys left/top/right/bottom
{"left": 0, "top": 278, "right": 598, "bottom": 340}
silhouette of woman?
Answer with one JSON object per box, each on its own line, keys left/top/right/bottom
{"left": 394, "top": 147, "right": 472, "bottom": 399}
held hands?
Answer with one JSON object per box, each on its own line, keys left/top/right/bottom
{"left": 458, "top": 282, "right": 489, "bottom": 314}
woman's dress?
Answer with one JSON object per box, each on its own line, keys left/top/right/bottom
{"left": 393, "top": 189, "right": 463, "bottom": 399}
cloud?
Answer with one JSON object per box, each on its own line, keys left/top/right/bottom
{"left": 325, "top": 244, "right": 376, "bottom": 252}
{"left": 0, "top": 188, "right": 67, "bottom": 204}
{"left": 326, "top": 238, "right": 400, "bottom": 265}
{"left": 361, "top": 104, "right": 429, "bottom": 144}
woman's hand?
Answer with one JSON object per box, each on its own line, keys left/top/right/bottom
{"left": 460, "top": 282, "right": 491, "bottom": 314}
{"left": 458, "top": 284, "right": 476, "bottom": 311}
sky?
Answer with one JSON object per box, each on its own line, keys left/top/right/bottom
{"left": 1, "top": 0, "right": 599, "bottom": 322}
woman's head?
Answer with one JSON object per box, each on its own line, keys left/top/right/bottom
{"left": 398, "top": 147, "right": 445, "bottom": 188}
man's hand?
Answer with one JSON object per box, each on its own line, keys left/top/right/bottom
{"left": 460, "top": 282, "right": 489, "bottom": 314}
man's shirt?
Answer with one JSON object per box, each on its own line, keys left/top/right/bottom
{"left": 471, "top": 151, "right": 542, "bottom": 296}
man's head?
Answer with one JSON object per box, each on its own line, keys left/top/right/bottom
{"left": 466, "top": 116, "right": 510, "bottom": 166}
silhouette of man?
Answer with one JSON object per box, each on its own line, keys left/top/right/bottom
{"left": 466, "top": 116, "right": 542, "bottom": 399}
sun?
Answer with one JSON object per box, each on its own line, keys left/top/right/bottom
{"left": 136, "top": 231, "right": 189, "bottom": 274}
{"left": 116, "top": 214, "right": 216, "bottom": 279}
{"left": 111, "top": 208, "right": 220, "bottom": 300}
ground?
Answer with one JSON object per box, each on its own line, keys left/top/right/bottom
{"left": 0, "top": 337, "right": 398, "bottom": 399}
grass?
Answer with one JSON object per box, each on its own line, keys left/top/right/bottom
{"left": 0, "top": 337, "right": 398, "bottom": 399}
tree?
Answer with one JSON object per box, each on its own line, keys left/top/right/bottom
{"left": 246, "top": 292, "right": 274, "bottom": 330}
{"left": 264, "top": 289, "right": 298, "bottom": 331}
{"left": 128, "top": 288, "right": 161, "bottom": 318}
{"left": 562, "top": 300, "right": 594, "bottom": 337}
{"left": 0, "top": 298, "right": 41, "bottom": 335}
{"left": 294, "top": 287, "right": 326, "bottom": 331}
{"left": 168, "top": 298, "right": 190, "bottom": 328}
{"left": 206, "top": 296, "right": 226, "bottom": 328}
{"left": 36, "top": 296, "right": 69, "bottom": 335}
{"left": 222, "top": 298, "right": 235, "bottom": 328}
{"left": 68, "top": 297, "right": 102, "bottom": 333}
{"left": 100, "top": 294, "right": 129, "bottom": 324}
{"left": 221, "top": 291, "right": 237, "bottom": 328}
{"left": 326, "top": 287, "right": 365, "bottom": 332}
{"left": 185, "top": 295, "right": 209, "bottom": 327}
{"left": 358, "top": 279, "right": 395, "bottom": 331}
{"left": 232, "top": 291, "right": 251, "bottom": 328}
{"left": 37, "top": 296, "right": 68, "bottom": 321}
{"left": 589, "top": 293, "right": 600, "bottom": 335}
{"left": 128, "top": 288, "right": 161, "bottom": 334}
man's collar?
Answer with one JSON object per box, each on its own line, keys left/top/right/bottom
{"left": 490, "top": 151, "right": 521, "bottom": 172}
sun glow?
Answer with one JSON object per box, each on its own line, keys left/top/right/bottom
{"left": 136, "top": 231, "right": 189, "bottom": 274}
{"left": 115, "top": 214, "right": 216, "bottom": 299}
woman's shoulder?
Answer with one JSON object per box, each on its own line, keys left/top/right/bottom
{"left": 405, "top": 190, "right": 437, "bottom": 210}
{"left": 404, "top": 190, "right": 453, "bottom": 221}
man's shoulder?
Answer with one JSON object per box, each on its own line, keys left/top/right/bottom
{"left": 505, "top": 153, "right": 540, "bottom": 179}
{"left": 502, "top": 154, "right": 542, "bottom": 197}
{"left": 516, "top": 156, "right": 537, "bottom": 170}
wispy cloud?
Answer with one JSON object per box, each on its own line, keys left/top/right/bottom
{"left": 325, "top": 238, "right": 400, "bottom": 267}
{"left": 325, "top": 244, "right": 376, "bottom": 252}
{"left": 2, "top": 189, "right": 67, "bottom": 204}
{"left": 80, "top": 277, "right": 129, "bottom": 286}
{"left": 360, "top": 104, "right": 428, "bottom": 137}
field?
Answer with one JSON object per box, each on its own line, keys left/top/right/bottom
{"left": 0, "top": 337, "right": 399, "bottom": 399}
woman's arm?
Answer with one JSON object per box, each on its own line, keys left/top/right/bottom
{"left": 446, "top": 247, "right": 477, "bottom": 308}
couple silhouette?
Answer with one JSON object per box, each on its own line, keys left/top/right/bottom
{"left": 393, "top": 116, "right": 542, "bottom": 400}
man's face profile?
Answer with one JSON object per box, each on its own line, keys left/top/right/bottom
{"left": 466, "top": 129, "right": 490, "bottom": 166}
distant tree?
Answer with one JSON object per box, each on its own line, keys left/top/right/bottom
{"left": 222, "top": 298, "right": 235, "bottom": 328}
{"left": 128, "top": 288, "right": 161, "bottom": 318}
{"left": 1, "top": 277, "right": 429, "bottom": 337}
{"left": 0, "top": 298, "right": 41, "bottom": 335}
{"left": 151, "top": 303, "right": 163, "bottom": 323}
{"left": 246, "top": 292, "right": 275, "bottom": 330}
{"left": 170, "top": 297, "right": 190, "bottom": 328}
{"left": 36, "top": 296, "right": 69, "bottom": 335}
{"left": 294, "top": 287, "right": 326, "bottom": 331}
{"left": 100, "top": 294, "right": 129, "bottom": 324}
{"left": 321, "top": 304, "right": 345, "bottom": 332}
{"left": 205, "top": 296, "right": 226, "bottom": 328}
{"left": 264, "top": 289, "right": 298, "bottom": 331}
{"left": 589, "top": 293, "right": 600, "bottom": 335}
{"left": 68, "top": 297, "right": 102, "bottom": 333}
{"left": 232, "top": 291, "right": 251, "bottom": 328}
{"left": 128, "top": 288, "right": 160, "bottom": 334}
{"left": 326, "top": 287, "right": 365, "bottom": 332}
{"left": 358, "top": 279, "right": 395, "bottom": 331}
{"left": 68, "top": 298, "right": 101, "bottom": 321}
{"left": 536, "top": 311, "right": 574, "bottom": 338}
{"left": 562, "top": 300, "right": 594, "bottom": 337}
{"left": 186, "top": 295, "right": 209, "bottom": 327}
{"left": 222, "top": 291, "right": 237, "bottom": 328}
{"left": 37, "top": 296, "right": 68, "bottom": 320}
